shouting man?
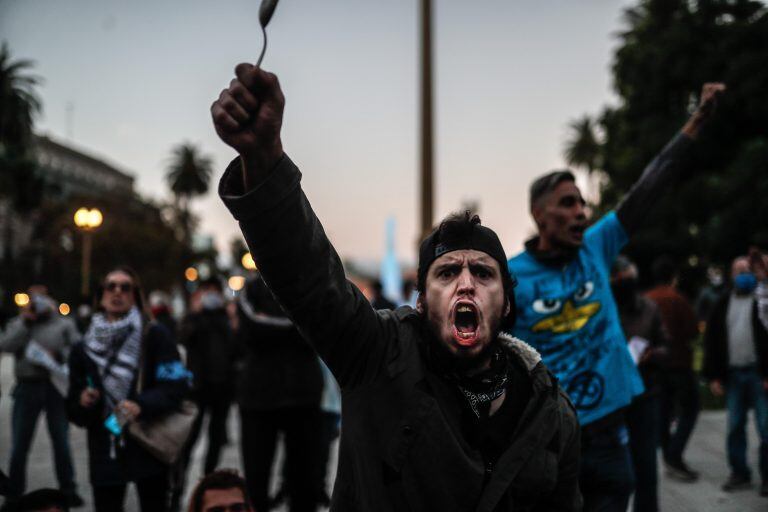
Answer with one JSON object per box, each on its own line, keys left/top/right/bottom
{"left": 212, "top": 64, "right": 581, "bottom": 511}
{"left": 507, "top": 83, "right": 724, "bottom": 511}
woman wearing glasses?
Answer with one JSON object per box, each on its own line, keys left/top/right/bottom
{"left": 66, "top": 266, "right": 190, "bottom": 511}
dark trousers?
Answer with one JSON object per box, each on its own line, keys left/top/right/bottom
{"left": 580, "top": 422, "right": 635, "bottom": 512}
{"left": 8, "top": 380, "right": 76, "bottom": 496}
{"left": 240, "top": 405, "right": 322, "bottom": 512}
{"left": 93, "top": 477, "right": 169, "bottom": 512}
{"left": 186, "top": 386, "right": 232, "bottom": 474}
{"left": 316, "top": 411, "right": 340, "bottom": 500}
{"left": 725, "top": 366, "right": 768, "bottom": 481}
{"left": 626, "top": 394, "right": 660, "bottom": 512}
{"left": 659, "top": 369, "right": 700, "bottom": 464}
{"left": 171, "top": 386, "right": 231, "bottom": 509}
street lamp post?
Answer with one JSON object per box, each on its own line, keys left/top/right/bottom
{"left": 74, "top": 207, "right": 103, "bottom": 297}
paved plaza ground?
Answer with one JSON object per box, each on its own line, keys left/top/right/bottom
{"left": 1, "top": 356, "right": 765, "bottom": 511}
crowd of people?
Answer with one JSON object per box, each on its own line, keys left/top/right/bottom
{"left": 0, "top": 64, "right": 766, "bottom": 512}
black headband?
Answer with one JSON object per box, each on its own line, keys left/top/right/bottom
{"left": 417, "top": 216, "right": 517, "bottom": 327}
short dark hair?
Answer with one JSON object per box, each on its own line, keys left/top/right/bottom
{"left": 188, "top": 469, "right": 250, "bottom": 512}
{"left": 651, "top": 256, "right": 677, "bottom": 285}
{"left": 529, "top": 170, "right": 576, "bottom": 210}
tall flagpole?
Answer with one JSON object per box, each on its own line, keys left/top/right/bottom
{"left": 420, "top": 0, "right": 434, "bottom": 240}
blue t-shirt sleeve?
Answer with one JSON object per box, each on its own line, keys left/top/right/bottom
{"left": 584, "top": 211, "right": 628, "bottom": 268}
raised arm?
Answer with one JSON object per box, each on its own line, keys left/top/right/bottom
{"left": 616, "top": 83, "right": 725, "bottom": 233}
{"left": 212, "top": 64, "right": 392, "bottom": 388}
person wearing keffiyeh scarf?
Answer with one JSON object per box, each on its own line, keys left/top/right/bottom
{"left": 66, "top": 267, "right": 188, "bottom": 512}
{"left": 84, "top": 305, "right": 143, "bottom": 414}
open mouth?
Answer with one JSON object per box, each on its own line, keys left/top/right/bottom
{"left": 569, "top": 224, "right": 586, "bottom": 239}
{"left": 452, "top": 302, "right": 479, "bottom": 347}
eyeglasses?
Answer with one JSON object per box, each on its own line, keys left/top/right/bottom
{"left": 104, "top": 281, "right": 133, "bottom": 294}
{"left": 206, "top": 503, "right": 249, "bottom": 512}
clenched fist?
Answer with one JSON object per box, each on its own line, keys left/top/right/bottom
{"left": 211, "top": 64, "right": 285, "bottom": 188}
{"left": 682, "top": 82, "right": 726, "bottom": 139}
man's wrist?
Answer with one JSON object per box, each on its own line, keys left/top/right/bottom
{"left": 240, "top": 145, "right": 284, "bottom": 190}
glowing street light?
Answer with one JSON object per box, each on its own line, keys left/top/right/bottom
{"left": 241, "top": 252, "right": 257, "bottom": 271}
{"left": 14, "top": 293, "right": 30, "bottom": 307}
{"left": 74, "top": 208, "right": 103, "bottom": 230}
{"left": 59, "top": 303, "right": 71, "bottom": 316}
{"left": 74, "top": 207, "right": 103, "bottom": 297}
{"left": 228, "top": 276, "right": 246, "bottom": 292}
{"left": 185, "top": 267, "right": 199, "bottom": 282}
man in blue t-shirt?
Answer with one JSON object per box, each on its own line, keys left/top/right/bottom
{"left": 508, "top": 82, "right": 724, "bottom": 512}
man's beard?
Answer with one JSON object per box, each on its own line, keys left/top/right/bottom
{"left": 422, "top": 302, "right": 505, "bottom": 374}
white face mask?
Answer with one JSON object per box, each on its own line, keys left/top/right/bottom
{"left": 200, "top": 291, "right": 225, "bottom": 310}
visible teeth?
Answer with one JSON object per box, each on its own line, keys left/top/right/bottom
{"left": 457, "top": 305, "right": 473, "bottom": 313}
{"left": 458, "top": 331, "right": 475, "bottom": 338}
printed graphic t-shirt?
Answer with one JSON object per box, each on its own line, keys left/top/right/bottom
{"left": 508, "top": 212, "right": 644, "bottom": 426}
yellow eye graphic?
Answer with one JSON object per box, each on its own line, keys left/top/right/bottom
{"left": 533, "top": 298, "right": 562, "bottom": 314}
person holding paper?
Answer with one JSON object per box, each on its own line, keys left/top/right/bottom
{"left": 611, "top": 256, "right": 668, "bottom": 512}
{"left": 0, "top": 286, "right": 83, "bottom": 507}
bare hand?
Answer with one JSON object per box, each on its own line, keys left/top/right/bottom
{"left": 709, "top": 380, "right": 725, "bottom": 397}
{"left": 80, "top": 388, "right": 100, "bottom": 408}
{"left": 683, "top": 82, "right": 726, "bottom": 138}
{"left": 117, "top": 400, "right": 141, "bottom": 422}
{"left": 211, "top": 64, "right": 285, "bottom": 184}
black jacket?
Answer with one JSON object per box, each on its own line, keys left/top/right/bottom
{"left": 702, "top": 292, "right": 768, "bottom": 383}
{"left": 220, "top": 155, "right": 581, "bottom": 512}
{"left": 66, "top": 323, "right": 187, "bottom": 486}
{"left": 235, "top": 279, "right": 324, "bottom": 410}
{"left": 179, "top": 308, "right": 236, "bottom": 392}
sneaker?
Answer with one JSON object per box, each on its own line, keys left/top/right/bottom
{"left": 664, "top": 459, "right": 699, "bottom": 482}
{"left": 722, "top": 474, "right": 752, "bottom": 492}
{"left": 760, "top": 481, "right": 768, "bottom": 497}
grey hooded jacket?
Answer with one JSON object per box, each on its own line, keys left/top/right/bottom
{"left": 0, "top": 312, "right": 80, "bottom": 382}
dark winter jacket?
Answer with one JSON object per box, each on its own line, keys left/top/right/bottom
{"left": 617, "top": 295, "right": 668, "bottom": 395}
{"left": 220, "top": 155, "right": 581, "bottom": 512}
{"left": 702, "top": 292, "right": 768, "bottom": 383}
{"left": 66, "top": 322, "right": 188, "bottom": 486}
{"left": 178, "top": 308, "right": 236, "bottom": 392}
{"left": 235, "top": 278, "right": 324, "bottom": 411}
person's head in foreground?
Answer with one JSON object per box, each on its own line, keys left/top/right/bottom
{"left": 529, "top": 170, "right": 588, "bottom": 252}
{"left": 188, "top": 469, "right": 252, "bottom": 512}
{"left": 13, "top": 488, "right": 68, "bottom": 512}
{"left": 416, "top": 211, "right": 516, "bottom": 372}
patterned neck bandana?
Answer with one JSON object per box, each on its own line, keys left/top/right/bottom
{"left": 448, "top": 347, "right": 510, "bottom": 418}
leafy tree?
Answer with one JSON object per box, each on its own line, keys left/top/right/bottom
{"left": 0, "top": 43, "right": 44, "bottom": 305}
{"left": 0, "top": 42, "right": 41, "bottom": 154}
{"left": 575, "top": 0, "right": 768, "bottom": 285}
{"left": 165, "top": 142, "right": 213, "bottom": 244}
{"left": 564, "top": 115, "right": 603, "bottom": 203}
{"left": 564, "top": 115, "right": 601, "bottom": 175}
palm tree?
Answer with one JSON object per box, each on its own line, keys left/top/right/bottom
{"left": 0, "top": 43, "right": 43, "bottom": 272}
{"left": 0, "top": 43, "right": 42, "bottom": 154}
{"left": 564, "top": 115, "right": 602, "bottom": 203}
{"left": 165, "top": 142, "right": 213, "bottom": 244}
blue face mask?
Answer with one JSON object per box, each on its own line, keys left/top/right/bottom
{"left": 734, "top": 273, "right": 757, "bottom": 293}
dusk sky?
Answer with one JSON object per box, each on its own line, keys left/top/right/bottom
{"left": 2, "top": 0, "right": 634, "bottom": 266}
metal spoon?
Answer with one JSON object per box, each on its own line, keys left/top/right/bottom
{"left": 256, "top": 0, "right": 280, "bottom": 68}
